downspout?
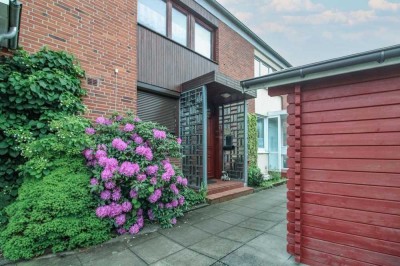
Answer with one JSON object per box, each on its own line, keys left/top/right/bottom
{"left": 0, "top": 1, "right": 22, "bottom": 49}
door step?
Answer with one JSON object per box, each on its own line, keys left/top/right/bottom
{"left": 207, "top": 180, "right": 244, "bottom": 195}
{"left": 207, "top": 187, "right": 254, "bottom": 204}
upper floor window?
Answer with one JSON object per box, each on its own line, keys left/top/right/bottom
{"left": 254, "top": 57, "right": 274, "bottom": 77}
{"left": 138, "top": 0, "right": 167, "bottom": 36}
{"left": 171, "top": 7, "right": 188, "bottom": 46}
{"left": 138, "top": 0, "right": 215, "bottom": 60}
{"left": 195, "top": 22, "right": 212, "bottom": 59}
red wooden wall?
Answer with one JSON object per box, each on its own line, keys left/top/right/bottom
{"left": 282, "top": 71, "right": 400, "bottom": 265}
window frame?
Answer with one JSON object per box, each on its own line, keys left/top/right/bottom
{"left": 137, "top": 0, "right": 215, "bottom": 60}
{"left": 254, "top": 56, "right": 275, "bottom": 78}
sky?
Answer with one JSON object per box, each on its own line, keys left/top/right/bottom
{"left": 217, "top": 0, "right": 400, "bottom": 66}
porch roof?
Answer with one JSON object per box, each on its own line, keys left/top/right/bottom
{"left": 181, "top": 71, "right": 257, "bottom": 105}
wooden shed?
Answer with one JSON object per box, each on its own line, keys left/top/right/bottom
{"left": 241, "top": 45, "right": 400, "bottom": 266}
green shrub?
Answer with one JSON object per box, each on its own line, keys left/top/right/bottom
{"left": 248, "top": 165, "right": 264, "bottom": 187}
{"left": 181, "top": 184, "right": 207, "bottom": 208}
{"left": 0, "top": 116, "right": 110, "bottom": 260}
{"left": 248, "top": 113, "right": 257, "bottom": 167}
{"left": 0, "top": 159, "right": 111, "bottom": 260}
{"left": 0, "top": 47, "right": 86, "bottom": 224}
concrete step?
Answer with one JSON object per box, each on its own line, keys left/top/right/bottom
{"left": 207, "top": 187, "right": 254, "bottom": 204}
{"left": 207, "top": 181, "right": 244, "bottom": 196}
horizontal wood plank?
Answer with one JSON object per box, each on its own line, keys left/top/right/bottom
{"left": 302, "top": 192, "right": 400, "bottom": 215}
{"left": 301, "top": 169, "right": 400, "bottom": 187}
{"left": 302, "top": 236, "right": 400, "bottom": 266}
{"left": 302, "top": 76, "right": 400, "bottom": 102}
{"left": 302, "top": 225, "right": 400, "bottom": 257}
{"left": 298, "top": 118, "right": 400, "bottom": 135}
{"left": 302, "top": 104, "right": 400, "bottom": 124}
{"left": 303, "top": 203, "right": 400, "bottom": 228}
{"left": 302, "top": 181, "right": 400, "bottom": 201}
{"left": 302, "top": 158, "right": 400, "bottom": 173}
{"left": 302, "top": 214, "right": 400, "bottom": 243}
{"left": 302, "top": 132, "right": 400, "bottom": 146}
{"left": 302, "top": 247, "right": 376, "bottom": 266}
{"left": 302, "top": 89, "right": 400, "bottom": 113}
{"left": 295, "top": 146, "right": 400, "bottom": 159}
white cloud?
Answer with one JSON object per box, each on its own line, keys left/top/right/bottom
{"left": 268, "top": 0, "right": 323, "bottom": 12}
{"left": 368, "top": 0, "right": 400, "bottom": 11}
{"left": 283, "top": 10, "right": 376, "bottom": 25}
{"left": 234, "top": 11, "right": 253, "bottom": 21}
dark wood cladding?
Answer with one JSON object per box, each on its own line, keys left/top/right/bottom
{"left": 138, "top": 25, "right": 218, "bottom": 91}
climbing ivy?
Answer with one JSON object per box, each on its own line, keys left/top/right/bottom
{"left": 0, "top": 47, "right": 86, "bottom": 226}
{"left": 248, "top": 113, "right": 257, "bottom": 167}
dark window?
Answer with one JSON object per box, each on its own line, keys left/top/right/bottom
{"left": 137, "top": 0, "right": 215, "bottom": 60}
{"left": 137, "top": 90, "right": 178, "bottom": 134}
{"left": 138, "top": 0, "right": 167, "bottom": 35}
{"left": 171, "top": 7, "right": 187, "bottom": 46}
{"left": 194, "top": 22, "right": 212, "bottom": 59}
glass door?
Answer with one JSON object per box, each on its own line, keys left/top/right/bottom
{"left": 268, "top": 116, "right": 280, "bottom": 171}
{"left": 281, "top": 115, "right": 288, "bottom": 169}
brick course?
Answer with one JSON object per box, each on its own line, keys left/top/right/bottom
{"left": 4, "top": 0, "right": 138, "bottom": 119}
{"left": 216, "top": 22, "right": 255, "bottom": 113}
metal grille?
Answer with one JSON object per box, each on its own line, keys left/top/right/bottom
{"left": 219, "top": 101, "right": 245, "bottom": 180}
{"left": 180, "top": 88, "right": 205, "bottom": 188}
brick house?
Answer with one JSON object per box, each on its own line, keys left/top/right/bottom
{"left": 0, "top": 0, "right": 290, "bottom": 194}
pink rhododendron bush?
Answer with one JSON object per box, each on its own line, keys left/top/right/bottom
{"left": 83, "top": 114, "right": 188, "bottom": 235}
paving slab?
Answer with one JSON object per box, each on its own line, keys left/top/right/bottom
{"left": 189, "top": 236, "right": 242, "bottom": 260}
{"left": 237, "top": 218, "right": 277, "bottom": 232}
{"left": 221, "top": 244, "right": 282, "bottom": 266}
{"left": 159, "top": 224, "right": 211, "bottom": 247}
{"left": 17, "top": 255, "right": 81, "bottom": 266}
{"left": 151, "top": 248, "right": 216, "bottom": 266}
{"left": 246, "top": 233, "right": 291, "bottom": 264}
{"left": 82, "top": 249, "right": 146, "bottom": 266}
{"left": 193, "top": 218, "right": 233, "bottom": 234}
{"left": 129, "top": 235, "right": 184, "bottom": 264}
{"left": 213, "top": 212, "right": 248, "bottom": 225}
{"left": 77, "top": 241, "right": 128, "bottom": 264}
{"left": 217, "top": 226, "right": 263, "bottom": 243}
{"left": 229, "top": 206, "right": 262, "bottom": 217}
{"left": 254, "top": 211, "right": 286, "bottom": 223}
{"left": 267, "top": 222, "right": 287, "bottom": 239}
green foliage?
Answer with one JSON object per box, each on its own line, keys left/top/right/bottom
{"left": 248, "top": 165, "right": 264, "bottom": 187}
{"left": 0, "top": 159, "right": 111, "bottom": 260}
{"left": 0, "top": 47, "right": 86, "bottom": 224}
{"left": 248, "top": 113, "right": 257, "bottom": 167}
{"left": 0, "top": 115, "right": 110, "bottom": 260}
{"left": 181, "top": 184, "right": 207, "bottom": 208}
{"left": 260, "top": 171, "right": 284, "bottom": 189}
{"left": 18, "top": 116, "right": 93, "bottom": 179}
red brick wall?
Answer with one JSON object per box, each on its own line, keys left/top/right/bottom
{"left": 216, "top": 22, "right": 255, "bottom": 113}
{"left": 5, "top": 0, "right": 138, "bottom": 119}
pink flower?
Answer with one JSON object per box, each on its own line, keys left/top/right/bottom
{"left": 129, "top": 224, "right": 140, "bottom": 235}
{"left": 95, "top": 150, "right": 107, "bottom": 159}
{"left": 90, "top": 178, "right": 99, "bottom": 186}
{"left": 96, "top": 206, "right": 110, "bottom": 218}
{"left": 109, "top": 203, "right": 123, "bottom": 217}
{"left": 117, "top": 228, "right": 127, "bottom": 235}
{"left": 148, "top": 189, "right": 162, "bottom": 203}
{"left": 98, "top": 156, "right": 108, "bottom": 167}
{"left": 134, "top": 136, "right": 143, "bottom": 144}
{"left": 182, "top": 178, "right": 188, "bottom": 186}
{"left": 112, "top": 138, "right": 128, "bottom": 151}
{"left": 100, "top": 190, "right": 111, "bottom": 200}
{"left": 112, "top": 190, "right": 121, "bottom": 201}
{"left": 137, "top": 209, "right": 143, "bottom": 217}
{"left": 121, "top": 201, "right": 132, "bottom": 212}
{"left": 115, "top": 214, "right": 126, "bottom": 226}
{"left": 172, "top": 200, "right": 179, "bottom": 207}
{"left": 153, "top": 129, "right": 167, "bottom": 139}
{"left": 134, "top": 117, "right": 141, "bottom": 122}
{"left": 137, "top": 216, "right": 144, "bottom": 228}
{"left": 96, "top": 117, "right": 112, "bottom": 125}
{"left": 119, "top": 162, "right": 140, "bottom": 177}
{"left": 137, "top": 173, "right": 146, "bottom": 182}
{"left": 135, "top": 146, "right": 153, "bottom": 161}
{"left": 83, "top": 149, "right": 94, "bottom": 160}
{"left": 150, "top": 177, "right": 157, "bottom": 185}
{"left": 146, "top": 165, "right": 158, "bottom": 175}
{"left": 123, "top": 123, "right": 135, "bottom": 132}
{"left": 177, "top": 138, "right": 182, "bottom": 144}
{"left": 115, "top": 115, "right": 123, "bottom": 121}
{"left": 104, "top": 181, "right": 116, "bottom": 190}
{"left": 148, "top": 209, "right": 155, "bottom": 220}
{"left": 179, "top": 196, "right": 185, "bottom": 206}
{"left": 165, "top": 203, "right": 173, "bottom": 209}
{"left": 130, "top": 189, "right": 138, "bottom": 199}
{"left": 171, "top": 218, "right": 177, "bottom": 225}
{"left": 85, "top": 128, "right": 96, "bottom": 135}
{"left": 170, "top": 184, "right": 179, "bottom": 195}
{"left": 101, "top": 169, "right": 113, "bottom": 180}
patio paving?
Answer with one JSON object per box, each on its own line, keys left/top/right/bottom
{"left": 11, "top": 185, "right": 303, "bottom": 266}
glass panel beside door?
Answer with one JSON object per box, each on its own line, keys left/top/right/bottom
{"left": 268, "top": 117, "right": 279, "bottom": 171}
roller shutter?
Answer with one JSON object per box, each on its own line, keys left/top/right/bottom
{"left": 137, "top": 90, "right": 178, "bottom": 134}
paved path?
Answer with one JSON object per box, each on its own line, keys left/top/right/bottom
{"left": 15, "top": 185, "right": 301, "bottom": 266}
